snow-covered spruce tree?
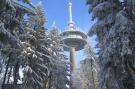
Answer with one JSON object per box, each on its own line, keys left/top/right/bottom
{"left": 72, "top": 68, "right": 83, "bottom": 89}
{"left": 19, "top": 3, "right": 53, "bottom": 89}
{"left": 0, "top": 0, "right": 35, "bottom": 89}
{"left": 0, "top": 1, "right": 68, "bottom": 89}
{"left": 21, "top": 28, "right": 51, "bottom": 89}
{"left": 27, "top": 1, "right": 46, "bottom": 30}
{"left": 0, "top": 1, "right": 50, "bottom": 89}
{"left": 21, "top": 3, "right": 69, "bottom": 89}
{"left": 86, "top": 0, "right": 135, "bottom": 89}
{"left": 73, "top": 44, "right": 98, "bottom": 89}
{"left": 47, "top": 24, "right": 69, "bottom": 89}
{"left": 83, "top": 44, "right": 99, "bottom": 89}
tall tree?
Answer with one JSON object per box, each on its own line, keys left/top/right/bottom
{"left": 48, "top": 24, "right": 69, "bottom": 89}
{"left": 20, "top": 2, "right": 52, "bottom": 89}
{"left": 86, "top": 0, "right": 135, "bottom": 89}
{"left": 0, "top": 0, "right": 35, "bottom": 89}
{"left": 0, "top": 1, "right": 69, "bottom": 89}
{"left": 73, "top": 44, "right": 98, "bottom": 89}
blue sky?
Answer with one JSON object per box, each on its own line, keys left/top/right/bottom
{"left": 32, "top": 0, "right": 96, "bottom": 65}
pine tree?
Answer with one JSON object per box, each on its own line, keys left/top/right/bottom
{"left": 73, "top": 44, "right": 98, "bottom": 89}
{"left": 87, "top": 0, "right": 135, "bottom": 89}
{"left": 27, "top": 1, "right": 46, "bottom": 30}
{"left": 0, "top": 0, "right": 35, "bottom": 89}
{"left": 48, "top": 24, "right": 69, "bottom": 89}
{"left": 20, "top": 2, "right": 52, "bottom": 89}
{"left": 0, "top": 1, "right": 70, "bottom": 89}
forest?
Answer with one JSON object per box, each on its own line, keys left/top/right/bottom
{"left": 0, "top": 0, "right": 135, "bottom": 89}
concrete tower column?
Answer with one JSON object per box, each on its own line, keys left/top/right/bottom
{"left": 70, "top": 47, "right": 76, "bottom": 89}
{"left": 70, "top": 47, "right": 76, "bottom": 72}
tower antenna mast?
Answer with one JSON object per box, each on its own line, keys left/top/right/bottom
{"left": 68, "top": 0, "right": 74, "bottom": 30}
{"left": 69, "top": 0, "right": 73, "bottom": 23}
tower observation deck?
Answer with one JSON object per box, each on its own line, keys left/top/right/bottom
{"left": 60, "top": 0, "right": 87, "bottom": 89}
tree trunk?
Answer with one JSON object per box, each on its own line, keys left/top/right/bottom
{"left": 1, "top": 58, "right": 10, "bottom": 89}
{"left": 13, "top": 60, "right": 19, "bottom": 88}
{"left": 7, "top": 66, "right": 13, "bottom": 84}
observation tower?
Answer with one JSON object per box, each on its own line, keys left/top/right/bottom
{"left": 60, "top": 0, "right": 87, "bottom": 88}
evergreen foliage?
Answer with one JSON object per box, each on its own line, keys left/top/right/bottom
{"left": 0, "top": 1, "right": 68, "bottom": 89}
{"left": 87, "top": 0, "right": 135, "bottom": 89}
{"left": 48, "top": 26, "right": 69, "bottom": 89}
{"left": 73, "top": 44, "right": 98, "bottom": 89}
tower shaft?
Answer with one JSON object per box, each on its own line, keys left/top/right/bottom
{"left": 70, "top": 47, "right": 76, "bottom": 89}
{"left": 70, "top": 47, "right": 76, "bottom": 72}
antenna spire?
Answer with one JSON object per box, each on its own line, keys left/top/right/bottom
{"left": 69, "top": 0, "right": 73, "bottom": 23}
{"left": 68, "top": 0, "right": 74, "bottom": 30}
{"left": 52, "top": 21, "right": 56, "bottom": 27}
